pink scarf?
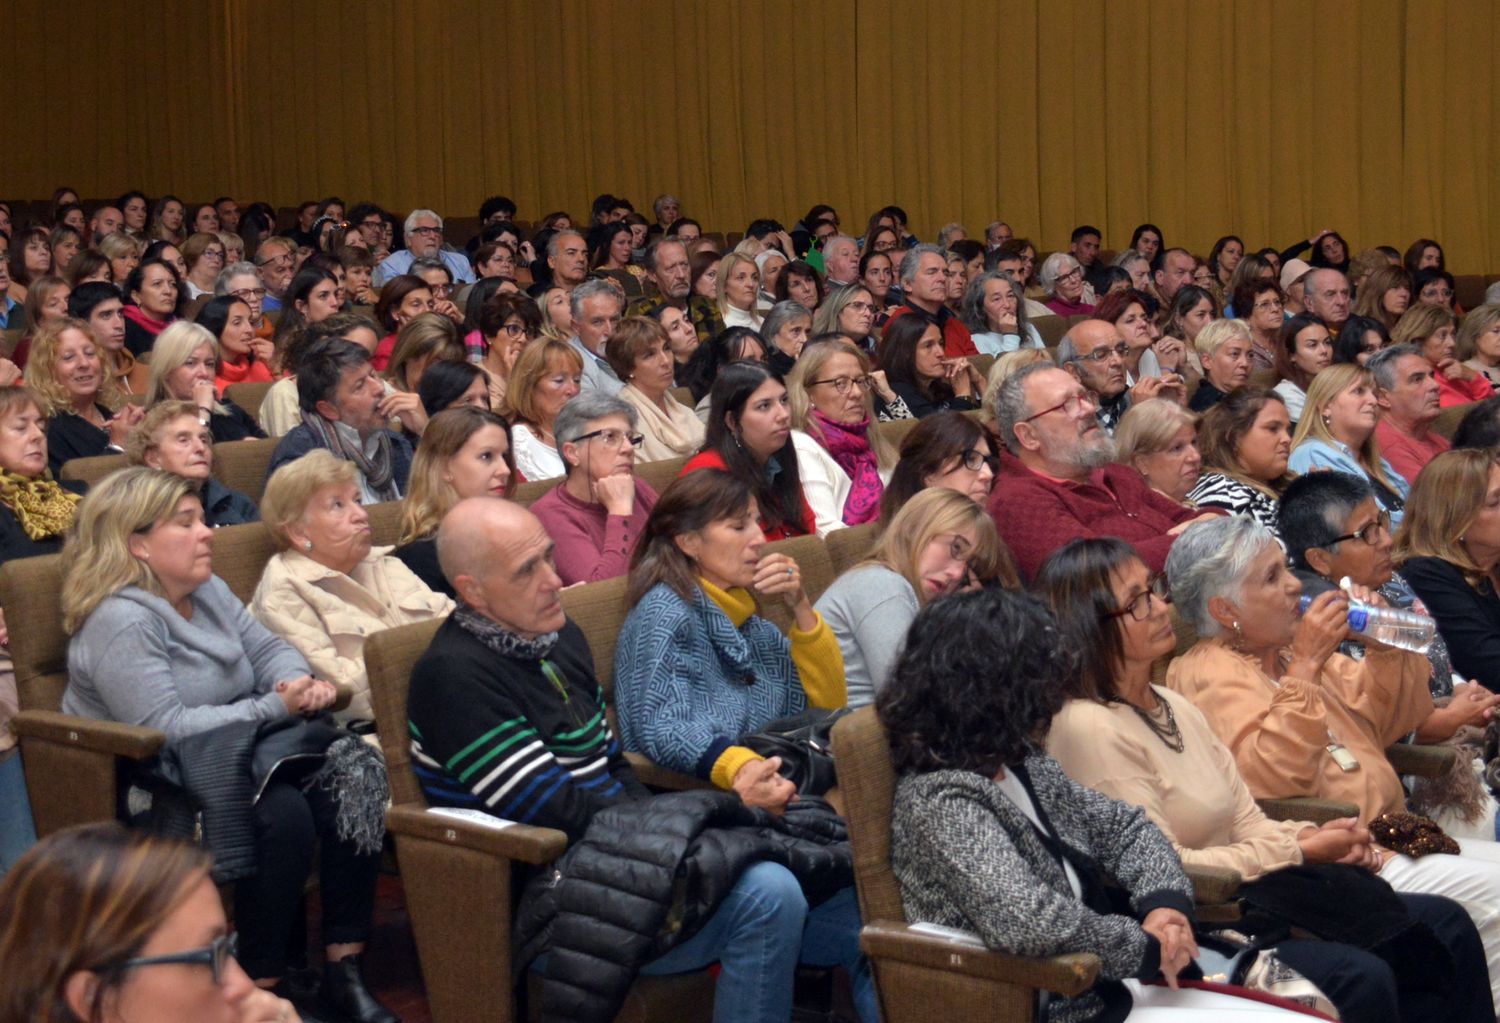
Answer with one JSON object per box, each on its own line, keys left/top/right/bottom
{"left": 811, "top": 409, "right": 883, "bottom": 525}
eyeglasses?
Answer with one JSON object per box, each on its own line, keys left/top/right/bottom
{"left": 1320, "top": 510, "right": 1392, "bottom": 548}
{"left": 500, "top": 322, "right": 533, "bottom": 338}
{"left": 847, "top": 301, "right": 875, "bottom": 312}
{"left": 807, "top": 374, "right": 871, "bottom": 394}
{"left": 202, "top": 249, "right": 225, "bottom": 262}
{"left": 409, "top": 226, "right": 442, "bottom": 237}
{"left": 1252, "top": 298, "right": 1284, "bottom": 312}
{"left": 1055, "top": 268, "right": 1083, "bottom": 284}
{"left": 1071, "top": 344, "right": 1130, "bottom": 364}
{"left": 229, "top": 287, "right": 267, "bottom": 301}
{"left": 255, "top": 253, "right": 292, "bottom": 268}
{"left": 957, "top": 448, "right": 999, "bottom": 473}
{"left": 428, "top": 283, "right": 453, "bottom": 299}
{"left": 574, "top": 427, "right": 644, "bottom": 449}
{"left": 1021, "top": 391, "right": 1098, "bottom": 422}
{"left": 100, "top": 933, "right": 239, "bottom": 987}
{"left": 1102, "top": 574, "right": 1172, "bottom": 622}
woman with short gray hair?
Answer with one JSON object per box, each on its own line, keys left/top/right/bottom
{"left": 1167, "top": 515, "right": 1500, "bottom": 1001}
{"left": 530, "top": 391, "right": 659, "bottom": 584}
{"left": 1040, "top": 252, "right": 1095, "bottom": 317}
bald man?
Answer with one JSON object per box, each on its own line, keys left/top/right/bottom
{"left": 405, "top": 498, "right": 876, "bottom": 1021}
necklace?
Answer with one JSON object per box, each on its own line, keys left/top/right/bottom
{"left": 1112, "top": 690, "right": 1185, "bottom": 754}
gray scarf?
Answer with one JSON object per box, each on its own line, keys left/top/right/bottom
{"left": 452, "top": 603, "right": 559, "bottom": 661}
{"left": 300, "top": 411, "right": 398, "bottom": 502}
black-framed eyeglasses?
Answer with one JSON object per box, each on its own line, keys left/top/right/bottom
{"left": 957, "top": 448, "right": 999, "bottom": 473}
{"left": 574, "top": 427, "right": 644, "bottom": 449}
{"left": 100, "top": 933, "right": 239, "bottom": 986}
{"left": 1321, "top": 510, "right": 1391, "bottom": 548}
{"left": 500, "top": 322, "right": 533, "bottom": 339}
{"left": 1102, "top": 574, "right": 1171, "bottom": 622}
{"left": 1021, "top": 391, "right": 1098, "bottom": 423}
{"left": 807, "top": 374, "right": 871, "bottom": 394}
{"left": 1071, "top": 344, "right": 1130, "bottom": 364}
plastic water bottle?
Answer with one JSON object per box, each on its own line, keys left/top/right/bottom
{"left": 1297, "top": 576, "right": 1436, "bottom": 654}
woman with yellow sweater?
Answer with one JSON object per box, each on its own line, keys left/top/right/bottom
{"left": 615, "top": 468, "right": 845, "bottom": 808}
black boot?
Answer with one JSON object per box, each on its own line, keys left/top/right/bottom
{"left": 320, "top": 954, "right": 400, "bottom": 1023}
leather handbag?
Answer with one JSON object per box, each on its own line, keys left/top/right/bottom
{"left": 739, "top": 708, "right": 851, "bottom": 796}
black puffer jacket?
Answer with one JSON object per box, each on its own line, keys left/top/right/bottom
{"left": 515, "top": 788, "right": 853, "bottom": 1023}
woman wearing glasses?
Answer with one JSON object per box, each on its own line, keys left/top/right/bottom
{"left": 0, "top": 824, "right": 305, "bottom": 1023}
{"left": 180, "top": 233, "right": 227, "bottom": 301}
{"left": 606, "top": 316, "right": 705, "bottom": 462}
{"left": 1038, "top": 252, "right": 1095, "bottom": 317}
{"left": 1039, "top": 537, "right": 1497, "bottom": 1023}
{"left": 477, "top": 292, "right": 540, "bottom": 411}
{"left": 878, "top": 411, "right": 998, "bottom": 526}
{"left": 531, "top": 392, "right": 659, "bottom": 585}
{"left": 811, "top": 284, "right": 881, "bottom": 356}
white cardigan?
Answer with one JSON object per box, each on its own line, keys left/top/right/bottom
{"left": 791, "top": 430, "right": 851, "bottom": 538}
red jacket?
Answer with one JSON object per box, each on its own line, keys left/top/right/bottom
{"left": 681, "top": 449, "right": 814, "bottom": 540}
{"left": 884, "top": 303, "right": 977, "bottom": 358}
{"left": 988, "top": 450, "right": 1211, "bottom": 581}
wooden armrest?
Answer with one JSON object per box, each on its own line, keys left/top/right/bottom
{"left": 625, "top": 752, "right": 714, "bottom": 791}
{"left": 1185, "top": 864, "right": 1241, "bottom": 905}
{"left": 1385, "top": 743, "right": 1457, "bottom": 778}
{"left": 1258, "top": 796, "right": 1359, "bottom": 824}
{"left": 12, "top": 710, "right": 164, "bottom": 759}
{"left": 330, "top": 681, "right": 353, "bottom": 714}
{"left": 386, "top": 803, "right": 568, "bottom": 865}
{"left": 859, "top": 920, "right": 1099, "bottom": 996}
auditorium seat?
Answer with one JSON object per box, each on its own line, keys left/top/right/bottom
{"left": 1032, "top": 315, "right": 1068, "bottom": 345}
{"left": 826, "top": 521, "right": 881, "bottom": 577}
{"left": 224, "top": 380, "right": 275, "bottom": 421}
{"left": 1455, "top": 275, "right": 1488, "bottom": 312}
{"left": 214, "top": 437, "right": 278, "bottom": 503}
{"left": 1432, "top": 400, "right": 1477, "bottom": 441}
{"left": 752, "top": 534, "right": 836, "bottom": 633}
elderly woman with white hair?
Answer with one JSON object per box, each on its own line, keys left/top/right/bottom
{"left": 1039, "top": 251, "right": 1095, "bottom": 317}
{"left": 144, "top": 321, "right": 267, "bottom": 443}
{"left": 1165, "top": 514, "right": 1500, "bottom": 1004}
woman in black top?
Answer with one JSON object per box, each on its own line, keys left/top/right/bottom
{"left": 877, "top": 314, "right": 980, "bottom": 418}
{"left": 24, "top": 319, "right": 146, "bottom": 474}
{"left": 143, "top": 321, "right": 266, "bottom": 443}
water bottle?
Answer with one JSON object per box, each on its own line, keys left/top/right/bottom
{"left": 1297, "top": 577, "right": 1435, "bottom": 654}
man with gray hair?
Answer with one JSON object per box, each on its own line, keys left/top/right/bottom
{"left": 936, "top": 222, "right": 967, "bottom": 248}
{"left": 988, "top": 361, "right": 1214, "bottom": 579}
{"left": 883, "top": 243, "right": 978, "bottom": 357}
{"left": 373, "top": 208, "right": 475, "bottom": 287}
{"left": 1304, "top": 268, "right": 1352, "bottom": 333}
{"left": 984, "top": 221, "right": 1013, "bottom": 252}
{"left": 531, "top": 392, "right": 657, "bottom": 584}
{"left": 1370, "top": 343, "right": 1448, "bottom": 484}
{"left": 569, "top": 279, "right": 626, "bottom": 396}
{"left": 821, "top": 234, "right": 860, "bottom": 288}
{"left": 547, "top": 229, "right": 589, "bottom": 293}
{"left": 1059, "top": 320, "right": 1184, "bottom": 433}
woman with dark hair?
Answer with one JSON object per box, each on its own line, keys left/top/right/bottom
{"left": 607, "top": 316, "right": 705, "bottom": 461}
{"left": 458, "top": 275, "right": 507, "bottom": 361}
{"left": 1353, "top": 266, "right": 1413, "bottom": 332}
{"left": 878, "top": 314, "right": 980, "bottom": 417}
{"left": 1162, "top": 284, "right": 1218, "bottom": 368}
{"left": 774, "top": 258, "right": 825, "bottom": 312}
{"left": 1333, "top": 315, "right": 1390, "bottom": 366}
{"left": 1207, "top": 235, "right": 1244, "bottom": 290}
{"left": 1129, "top": 223, "right": 1164, "bottom": 267}
{"left": 587, "top": 221, "right": 644, "bottom": 299}
{"left": 1404, "top": 238, "right": 1446, "bottom": 279}
{"left": 196, "top": 294, "right": 274, "bottom": 391}
{"left": 1039, "top": 537, "right": 1496, "bottom": 1023}
{"left": 680, "top": 361, "right": 815, "bottom": 540}
{"left": 1272, "top": 313, "right": 1334, "bottom": 423}
{"left": 477, "top": 290, "right": 541, "bottom": 409}
{"left": 116, "top": 190, "right": 149, "bottom": 236}
{"left": 417, "top": 359, "right": 489, "bottom": 415}
{"left": 878, "top": 411, "right": 996, "bottom": 525}
{"left": 270, "top": 266, "right": 342, "bottom": 370}
{"left": 1094, "top": 288, "right": 1186, "bottom": 388}
{"left": 1280, "top": 229, "right": 1351, "bottom": 274}
{"left": 8, "top": 226, "right": 52, "bottom": 304}
{"left": 120, "top": 258, "right": 181, "bottom": 357}
{"left": 1185, "top": 387, "right": 1295, "bottom": 535}
{"left": 680, "top": 325, "right": 767, "bottom": 409}
{"left": 859, "top": 248, "right": 895, "bottom": 317}
{"left": 1414, "top": 268, "right": 1458, "bottom": 311}
{"left": 369, "top": 274, "right": 435, "bottom": 371}
{"left": 1231, "top": 277, "right": 1285, "bottom": 372}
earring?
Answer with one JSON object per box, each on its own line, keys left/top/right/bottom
{"left": 1231, "top": 620, "right": 1244, "bottom": 650}
{"left": 304, "top": 540, "right": 313, "bottom": 551}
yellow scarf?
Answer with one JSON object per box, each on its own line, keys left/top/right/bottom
{"left": 0, "top": 470, "right": 81, "bottom": 540}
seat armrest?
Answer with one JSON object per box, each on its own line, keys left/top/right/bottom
{"left": 1185, "top": 864, "right": 1241, "bottom": 905}
{"left": 858, "top": 920, "right": 1099, "bottom": 997}
{"left": 1385, "top": 743, "right": 1456, "bottom": 778}
{"left": 12, "top": 710, "right": 164, "bottom": 759}
{"left": 1258, "top": 796, "right": 1359, "bottom": 824}
{"left": 386, "top": 804, "right": 568, "bottom": 865}
{"left": 625, "top": 752, "right": 714, "bottom": 791}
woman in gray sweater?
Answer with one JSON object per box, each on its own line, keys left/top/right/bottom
{"left": 880, "top": 587, "right": 1303, "bottom": 1022}
{"left": 59, "top": 467, "right": 398, "bottom": 1023}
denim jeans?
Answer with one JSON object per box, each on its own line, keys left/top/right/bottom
{"left": 0, "top": 749, "right": 37, "bottom": 875}
{"left": 639, "top": 861, "right": 878, "bottom": 1023}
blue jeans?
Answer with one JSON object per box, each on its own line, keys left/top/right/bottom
{"left": 640, "top": 861, "right": 878, "bottom": 1023}
{"left": 0, "top": 750, "right": 37, "bottom": 875}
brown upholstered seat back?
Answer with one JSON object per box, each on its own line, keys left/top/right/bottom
{"left": 829, "top": 706, "right": 908, "bottom": 924}
{"left": 559, "top": 575, "right": 631, "bottom": 693}
{"left": 215, "top": 437, "right": 278, "bottom": 503}
{"left": 0, "top": 553, "right": 70, "bottom": 712}
{"left": 826, "top": 522, "right": 880, "bottom": 578}
{"left": 365, "top": 618, "right": 445, "bottom": 808}
{"left": 223, "top": 381, "right": 275, "bottom": 421}
{"left": 59, "top": 453, "right": 129, "bottom": 489}
{"left": 211, "top": 522, "right": 279, "bottom": 605}
{"left": 754, "top": 534, "right": 836, "bottom": 632}
{"left": 366, "top": 499, "right": 405, "bottom": 546}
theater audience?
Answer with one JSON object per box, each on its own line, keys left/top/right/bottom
{"left": 879, "top": 411, "right": 997, "bottom": 525}
{"left": 1166, "top": 514, "right": 1500, "bottom": 1004}
{"left": 1334, "top": 314, "right": 1390, "bottom": 366}
{"left": 811, "top": 285, "right": 880, "bottom": 355}
{"left": 267, "top": 338, "right": 415, "bottom": 500}
{"left": 1352, "top": 266, "right": 1413, "bottom": 331}
{"left": 373, "top": 208, "right": 473, "bottom": 288}
{"left": 1397, "top": 449, "right": 1500, "bottom": 695}
{"left": 1113, "top": 399, "right": 1202, "bottom": 505}
{"left": 502, "top": 336, "right": 583, "bottom": 481}
{"left": 252, "top": 451, "right": 452, "bottom": 724}
{"left": 1289, "top": 363, "right": 1410, "bottom": 526}
{"left": 59, "top": 468, "right": 394, "bottom": 1022}
{"left": 817, "top": 489, "right": 1009, "bottom": 707}
{"left": 269, "top": 265, "right": 343, "bottom": 366}
{"left": 121, "top": 258, "right": 180, "bottom": 356}
{"left": 1393, "top": 303, "right": 1494, "bottom": 407}
{"left": 416, "top": 360, "right": 489, "bottom": 416}
{"left": 1060, "top": 319, "right": 1181, "bottom": 433}
{"left": 1270, "top": 313, "right": 1332, "bottom": 423}
{"left": 758, "top": 299, "right": 811, "bottom": 377}
{"left": 258, "top": 313, "right": 382, "bottom": 437}
{"left": 990, "top": 362, "right": 1211, "bottom": 579}
{"left": 215, "top": 260, "right": 276, "bottom": 344}
{"left": 26, "top": 318, "right": 145, "bottom": 473}
{"left": 959, "top": 270, "right": 1043, "bottom": 353}
{"left": 531, "top": 393, "right": 658, "bottom": 585}
{"left": 607, "top": 315, "right": 705, "bottom": 460}
{"left": 369, "top": 274, "right": 435, "bottom": 371}
{"left": 1161, "top": 283, "right": 1217, "bottom": 370}
{"left": 124, "top": 400, "right": 258, "bottom": 527}
{"left": 394, "top": 407, "right": 514, "bottom": 597}
{"left": 1458, "top": 304, "right": 1500, "bottom": 388}
{"left": 380, "top": 312, "right": 466, "bottom": 437}
{"left": 405, "top": 495, "right": 874, "bottom": 1022}
{"left": 1039, "top": 536, "right": 1497, "bottom": 1023}
{"left": 144, "top": 322, "right": 266, "bottom": 443}
{"left": 885, "top": 244, "right": 977, "bottom": 357}
{"left": 879, "top": 314, "right": 981, "bottom": 417}
{"left": 1188, "top": 318, "right": 1255, "bottom": 412}
{"left": 1186, "top": 388, "right": 1294, "bottom": 534}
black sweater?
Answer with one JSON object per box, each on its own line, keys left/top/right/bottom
{"left": 1402, "top": 556, "right": 1500, "bottom": 692}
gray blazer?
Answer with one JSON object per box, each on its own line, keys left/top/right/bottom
{"left": 570, "top": 336, "right": 624, "bottom": 396}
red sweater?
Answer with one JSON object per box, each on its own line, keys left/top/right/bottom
{"left": 884, "top": 303, "right": 977, "bottom": 358}
{"left": 988, "top": 450, "right": 1208, "bottom": 581}
{"left": 681, "top": 449, "right": 814, "bottom": 540}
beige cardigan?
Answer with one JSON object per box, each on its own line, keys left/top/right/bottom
{"left": 1048, "top": 688, "right": 1307, "bottom": 882}
{"left": 1166, "top": 638, "right": 1432, "bottom": 820}
{"left": 618, "top": 383, "right": 705, "bottom": 462}
{"left": 250, "top": 548, "right": 454, "bottom": 721}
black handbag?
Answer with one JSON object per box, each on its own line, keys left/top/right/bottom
{"left": 739, "top": 708, "right": 850, "bottom": 796}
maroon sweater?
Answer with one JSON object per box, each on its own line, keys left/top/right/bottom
{"left": 530, "top": 478, "right": 658, "bottom": 585}
{"left": 988, "top": 450, "right": 1208, "bottom": 581}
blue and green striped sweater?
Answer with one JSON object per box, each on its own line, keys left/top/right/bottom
{"left": 406, "top": 617, "right": 648, "bottom": 845}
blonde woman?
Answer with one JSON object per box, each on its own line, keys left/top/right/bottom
{"left": 500, "top": 337, "right": 583, "bottom": 482}
{"left": 98, "top": 231, "right": 142, "bottom": 286}
{"left": 606, "top": 316, "right": 705, "bottom": 461}
{"left": 815, "top": 488, "right": 1013, "bottom": 707}
{"left": 1188, "top": 317, "right": 1253, "bottom": 412}
{"left": 125, "top": 400, "right": 259, "bottom": 527}
{"left": 715, "top": 251, "right": 763, "bottom": 329}
{"left": 25, "top": 318, "right": 143, "bottom": 473}
{"left": 1393, "top": 303, "right": 1494, "bottom": 407}
{"left": 1458, "top": 304, "right": 1500, "bottom": 388}
{"left": 1113, "top": 398, "right": 1202, "bottom": 505}
{"left": 252, "top": 451, "right": 453, "bottom": 724}
{"left": 381, "top": 311, "right": 466, "bottom": 437}
{"left": 979, "top": 348, "right": 1052, "bottom": 440}
{"left": 1288, "top": 362, "right": 1410, "bottom": 525}
{"left": 393, "top": 407, "right": 514, "bottom": 597}
{"left": 144, "top": 321, "right": 266, "bottom": 443}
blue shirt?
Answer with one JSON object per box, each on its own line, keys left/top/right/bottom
{"left": 373, "top": 247, "right": 475, "bottom": 287}
{"left": 1287, "top": 438, "right": 1410, "bottom": 526}
{"left": 0, "top": 296, "right": 18, "bottom": 329}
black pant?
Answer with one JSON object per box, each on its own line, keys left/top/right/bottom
{"left": 233, "top": 778, "right": 380, "bottom": 979}
{"left": 1275, "top": 893, "right": 1494, "bottom": 1023}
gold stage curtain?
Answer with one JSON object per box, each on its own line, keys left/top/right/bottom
{"left": 6, "top": 1, "right": 1500, "bottom": 270}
